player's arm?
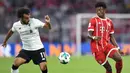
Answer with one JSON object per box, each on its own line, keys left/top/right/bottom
{"left": 88, "top": 31, "right": 101, "bottom": 40}
{"left": 110, "top": 34, "right": 118, "bottom": 47}
{"left": 87, "top": 18, "right": 101, "bottom": 40}
{"left": 43, "top": 15, "right": 51, "bottom": 29}
{"left": 110, "top": 34, "right": 124, "bottom": 55}
{"left": 110, "top": 21, "right": 120, "bottom": 49}
{"left": 110, "top": 34, "right": 124, "bottom": 54}
{"left": 88, "top": 31, "right": 94, "bottom": 39}
{"left": 2, "top": 29, "right": 14, "bottom": 47}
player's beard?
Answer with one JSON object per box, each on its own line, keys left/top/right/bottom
{"left": 21, "top": 19, "right": 29, "bottom": 24}
{"left": 98, "top": 13, "right": 105, "bottom": 19}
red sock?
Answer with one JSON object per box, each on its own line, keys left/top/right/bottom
{"left": 106, "top": 71, "right": 112, "bottom": 73}
{"left": 116, "top": 60, "right": 123, "bottom": 73}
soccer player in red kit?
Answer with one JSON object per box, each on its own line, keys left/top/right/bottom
{"left": 88, "top": 2, "right": 123, "bottom": 73}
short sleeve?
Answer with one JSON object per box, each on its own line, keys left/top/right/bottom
{"left": 34, "top": 19, "right": 45, "bottom": 28}
{"left": 110, "top": 21, "right": 114, "bottom": 34}
{"left": 88, "top": 18, "right": 95, "bottom": 31}
{"left": 11, "top": 23, "right": 16, "bottom": 32}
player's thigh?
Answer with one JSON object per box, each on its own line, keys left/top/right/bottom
{"left": 105, "top": 44, "right": 120, "bottom": 58}
{"left": 14, "top": 50, "right": 31, "bottom": 66}
{"left": 31, "top": 48, "right": 47, "bottom": 65}
{"left": 94, "top": 51, "right": 106, "bottom": 65}
{"left": 13, "top": 57, "right": 26, "bottom": 66}
{"left": 111, "top": 51, "right": 122, "bottom": 61}
{"left": 105, "top": 44, "right": 122, "bottom": 61}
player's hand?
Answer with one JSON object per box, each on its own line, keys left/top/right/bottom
{"left": 116, "top": 47, "right": 124, "bottom": 55}
{"left": 92, "top": 36, "right": 101, "bottom": 41}
{"left": 118, "top": 49, "right": 124, "bottom": 55}
{"left": 1, "top": 42, "right": 7, "bottom": 48}
{"left": 45, "top": 15, "right": 50, "bottom": 23}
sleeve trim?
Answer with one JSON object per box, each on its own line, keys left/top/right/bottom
{"left": 88, "top": 29, "right": 94, "bottom": 31}
{"left": 110, "top": 31, "right": 114, "bottom": 34}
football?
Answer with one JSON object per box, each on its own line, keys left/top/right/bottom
{"left": 58, "top": 52, "right": 70, "bottom": 64}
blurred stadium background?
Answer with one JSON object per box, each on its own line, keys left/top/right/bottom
{"left": 0, "top": 0, "right": 130, "bottom": 73}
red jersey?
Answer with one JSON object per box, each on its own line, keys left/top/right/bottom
{"left": 88, "top": 16, "right": 114, "bottom": 53}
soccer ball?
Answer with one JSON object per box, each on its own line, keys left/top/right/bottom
{"left": 58, "top": 52, "right": 70, "bottom": 64}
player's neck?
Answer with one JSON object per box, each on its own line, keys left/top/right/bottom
{"left": 98, "top": 16, "right": 105, "bottom": 19}
{"left": 20, "top": 20, "right": 29, "bottom": 25}
{"left": 97, "top": 15, "right": 106, "bottom": 20}
{"left": 100, "top": 16, "right": 105, "bottom": 19}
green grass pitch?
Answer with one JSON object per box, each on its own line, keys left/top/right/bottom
{"left": 0, "top": 56, "right": 129, "bottom": 73}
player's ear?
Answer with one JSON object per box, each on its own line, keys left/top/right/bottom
{"left": 103, "top": 8, "right": 106, "bottom": 11}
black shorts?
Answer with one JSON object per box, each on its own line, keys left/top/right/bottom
{"left": 16, "top": 48, "right": 47, "bottom": 65}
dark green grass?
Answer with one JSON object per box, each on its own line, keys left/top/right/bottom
{"left": 0, "top": 56, "right": 129, "bottom": 73}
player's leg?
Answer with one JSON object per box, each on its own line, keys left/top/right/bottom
{"left": 94, "top": 51, "right": 112, "bottom": 73}
{"left": 103, "top": 61, "right": 112, "bottom": 73}
{"left": 106, "top": 44, "right": 123, "bottom": 73}
{"left": 32, "top": 48, "right": 48, "bottom": 73}
{"left": 11, "top": 50, "right": 31, "bottom": 73}
{"left": 111, "top": 51, "right": 122, "bottom": 73}
{"left": 39, "top": 62, "right": 48, "bottom": 73}
{"left": 11, "top": 57, "right": 26, "bottom": 73}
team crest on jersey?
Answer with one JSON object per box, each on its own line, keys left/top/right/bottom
{"left": 108, "top": 22, "right": 111, "bottom": 26}
{"left": 98, "top": 22, "right": 101, "bottom": 24}
{"left": 19, "top": 27, "right": 21, "bottom": 29}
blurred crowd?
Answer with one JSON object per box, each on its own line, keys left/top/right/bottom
{"left": 0, "top": 0, "right": 130, "bottom": 43}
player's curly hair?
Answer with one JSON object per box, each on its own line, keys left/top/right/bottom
{"left": 95, "top": 2, "right": 107, "bottom": 9}
{"left": 17, "top": 7, "right": 30, "bottom": 18}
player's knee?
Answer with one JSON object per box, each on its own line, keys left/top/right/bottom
{"left": 40, "top": 62, "right": 47, "bottom": 71}
{"left": 118, "top": 57, "right": 122, "bottom": 61}
{"left": 40, "top": 65, "right": 47, "bottom": 71}
{"left": 113, "top": 52, "right": 122, "bottom": 62}
{"left": 115, "top": 55, "right": 122, "bottom": 62}
{"left": 41, "top": 66, "right": 48, "bottom": 73}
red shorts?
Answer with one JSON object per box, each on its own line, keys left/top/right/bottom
{"left": 92, "top": 43, "right": 118, "bottom": 65}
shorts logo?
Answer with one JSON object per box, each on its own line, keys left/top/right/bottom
{"left": 98, "top": 22, "right": 101, "bottom": 24}
{"left": 19, "top": 27, "right": 21, "bottom": 29}
{"left": 98, "top": 60, "right": 102, "bottom": 64}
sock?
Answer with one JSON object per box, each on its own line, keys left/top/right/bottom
{"left": 11, "top": 65, "right": 19, "bottom": 73}
{"left": 106, "top": 71, "right": 112, "bottom": 73}
{"left": 12, "top": 65, "right": 19, "bottom": 70}
{"left": 11, "top": 68, "right": 19, "bottom": 73}
{"left": 116, "top": 60, "right": 123, "bottom": 73}
{"left": 106, "top": 68, "right": 112, "bottom": 73}
{"left": 42, "top": 69, "right": 48, "bottom": 73}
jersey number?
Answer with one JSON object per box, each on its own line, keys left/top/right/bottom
{"left": 40, "top": 52, "right": 46, "bottom": 60}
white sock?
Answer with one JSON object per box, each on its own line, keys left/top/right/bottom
{"left": 11, "top": 68, "right": 19, "bottom": 73}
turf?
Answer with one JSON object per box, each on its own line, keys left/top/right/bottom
{"left": 0, "top": 56, "right": 129, "bottom": 73}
